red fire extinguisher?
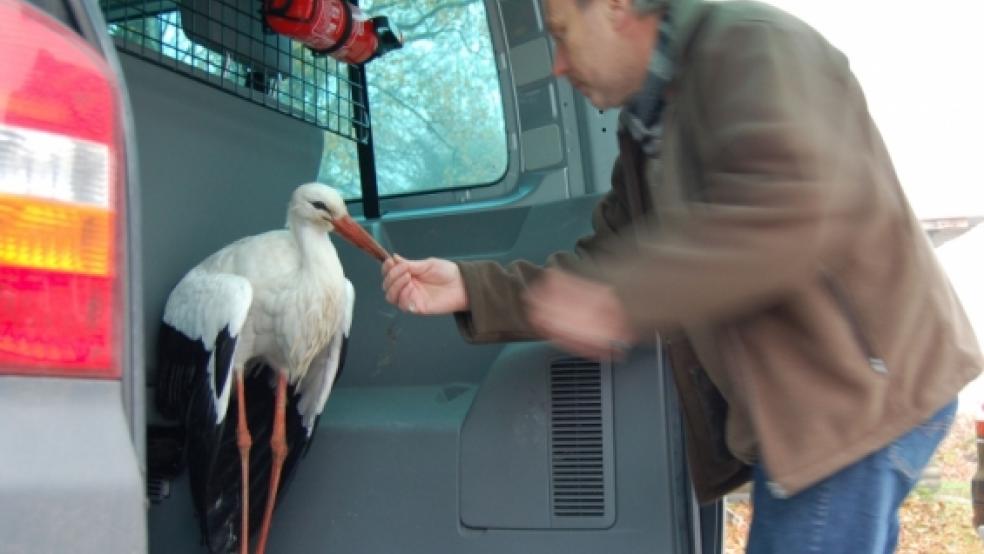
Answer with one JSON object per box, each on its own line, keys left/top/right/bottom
{"left": 263, "top": 0, "right": 402, "bottom": 65}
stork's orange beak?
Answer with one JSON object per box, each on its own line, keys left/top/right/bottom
{"left": 333, "top": 215, "right": 390, "bottom": 262}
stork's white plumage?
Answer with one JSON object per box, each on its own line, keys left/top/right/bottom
{"left": 155, "top": 182, "right": 388, "bottom": 554}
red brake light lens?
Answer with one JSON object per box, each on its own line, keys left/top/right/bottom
{"left": 0, "top": 0, "right": 124, "bottom": 378}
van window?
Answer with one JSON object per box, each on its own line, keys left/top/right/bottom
{"left": 321, "top": 0, "right": 509, "bottom": 200}
{"left": 101, "top": 1, "right": 508, "bottom": 202}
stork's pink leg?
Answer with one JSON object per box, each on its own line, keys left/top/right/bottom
{"left": 235, "top": 372, "right": 252, "bottom": 554}
{"left": 255, "top": 372, "right": 289, "bottom": 554}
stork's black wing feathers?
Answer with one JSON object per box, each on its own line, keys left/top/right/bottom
{"left": 155, "top": 322, "right": 243, "bottom": 554}
{"left": 155, "top": 323, "right": 207, "bottom": 420}
{"left": 189, "top": 378, "right": 237, "bottom": 553}
{"left": 156, "top": 323, "right": 236, "bottom": 421}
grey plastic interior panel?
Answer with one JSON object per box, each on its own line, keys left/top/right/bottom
{"left": 0, "top": 377, "right": 147, "bottom": 553}
{"left": 333, "top": 193, "right": 603, "bottom": 391}
{"left": 517, "top": 83, "right": 558, "bottom": 130}
{"left": 265, "top": 345, "right": 684, "bottom": 554}
{"left": 148, "top": 347, "right": 689, "bottom": 554}
{"left": 498, "top": 0, "right": 572, "bottom": 185}
{"left": 499, "top": 0, "right": 542, "bottom": 47}
{"left": 460, "top": 345, "right": 616, "bottom": 529}
{"left": 522, "top": 124, "right": 564, "bottom": 171}
{"left": 510, "top": 37, "right": 553, "bottom": 87}
{"left": 577, "top": 105, "right": 622, "bottom": 194}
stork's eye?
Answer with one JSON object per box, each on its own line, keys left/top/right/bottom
{"left": 310, "top": 201, "right": 330, "bottom": 213}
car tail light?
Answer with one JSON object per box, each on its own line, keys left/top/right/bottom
{"left": 0, "top": 0, "right": 125, "bottom": 378}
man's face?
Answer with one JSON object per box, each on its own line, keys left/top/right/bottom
{"left": 545, "top": 0, "right": 656, "bottom": 109}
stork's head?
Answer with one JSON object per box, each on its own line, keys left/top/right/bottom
{"left": 289, "top": 182, "right": 390, "bottom": 262}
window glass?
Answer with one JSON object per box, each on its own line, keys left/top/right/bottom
{"left": 319, "top": 0, "right": 509, "bottom": 199}
{"left": 103, "top": 1, "right": 508, "bottom": 201}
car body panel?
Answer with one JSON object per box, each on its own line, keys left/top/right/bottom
{"left": 0, "top": 377, "right": 146, "bottom": 553}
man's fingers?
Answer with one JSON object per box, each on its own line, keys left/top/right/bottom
{"left": 397, "top": 279, "right": 419, "bottom": 313}
{"left": 381, "top": 257, "right": 429, "bottom": 314}
{"left": 382, "top": 261, "right": 409, "bottom": 292}
{"left": 382, "top": 264, "right": 402, "bottom": 291}
{"left": 385, "top": 272, "right": 411, "bottom": 305}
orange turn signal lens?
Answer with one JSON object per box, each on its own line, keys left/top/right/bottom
{"left": 0, "top": 194, "right": 114, "bottom": 276}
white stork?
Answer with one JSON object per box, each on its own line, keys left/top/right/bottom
{"left": 155, "top": 182, "right": 388, "bottom": 554}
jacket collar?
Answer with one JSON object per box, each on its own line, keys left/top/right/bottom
{"left": 620, "top": 0, "right": 708, "bottom": 155}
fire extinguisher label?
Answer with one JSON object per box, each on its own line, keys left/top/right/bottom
{"left": 334, "top": 16, "right": 379, "bottom": 64}
{"left": 305, "top": 1, "right": 346, "bottom": 51}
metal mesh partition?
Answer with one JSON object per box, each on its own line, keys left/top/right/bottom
{"left": 99, "top": 0, "right": 368, "bottom": 143}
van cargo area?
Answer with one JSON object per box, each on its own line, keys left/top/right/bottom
{"left": 3, "top": 1, "right": 721, "bottom": 553}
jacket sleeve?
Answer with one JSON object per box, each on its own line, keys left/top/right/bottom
{"left": 599, "top": 18, "right": 856, "bottom": 332}
{"left": 454, "top": 157, "right": 637, "bottom": 343}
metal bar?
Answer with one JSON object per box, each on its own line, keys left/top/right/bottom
{"left": 348, "top": 49, "right": 380, "bottom": 219}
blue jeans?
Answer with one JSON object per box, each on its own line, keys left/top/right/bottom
{"left": 746, "top": 399, "right": 957, "bottom": 554}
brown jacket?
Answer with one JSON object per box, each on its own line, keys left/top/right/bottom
{"left": 454, "top": 0, "right": 982, "bottom": 501}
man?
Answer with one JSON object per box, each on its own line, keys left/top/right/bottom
{"left": 381, "top": 0, "right": 982, "bottom": 551}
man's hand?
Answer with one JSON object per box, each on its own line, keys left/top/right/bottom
{"left": 381, "top": 255, "right": 469, "bottom": 314}
{"left": 524, "top": 268, "right": 636, "bottom": 360}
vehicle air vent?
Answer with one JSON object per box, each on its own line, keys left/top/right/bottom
{"left": 549, "top": 357, "right": 614, "bottom": 525}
